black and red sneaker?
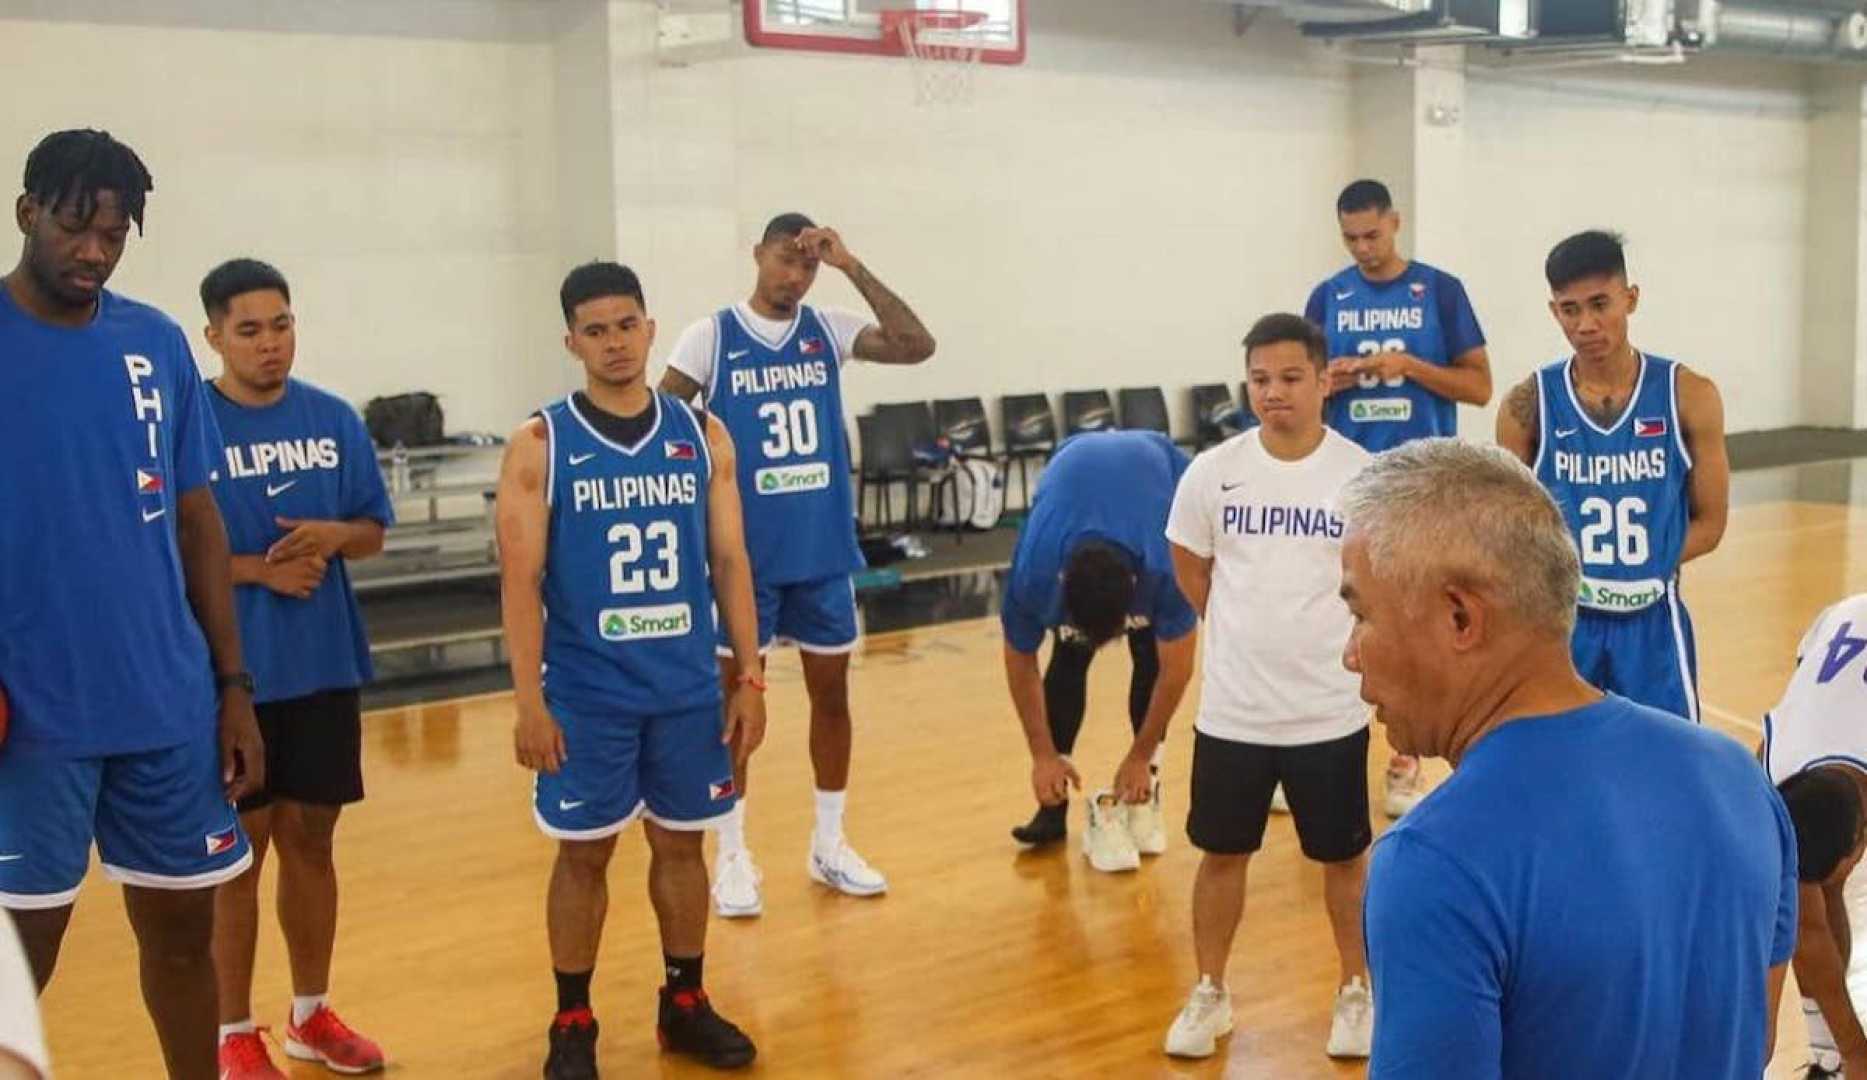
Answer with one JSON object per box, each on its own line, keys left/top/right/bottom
{"left": 544, "top": 1006, "right": 599, "bottom": 1080}
{"left": 656, "top": 987, "right": 756, "bottom": 1070}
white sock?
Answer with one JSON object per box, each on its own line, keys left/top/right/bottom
{"left": 814, "top": 789, "right": 846, "bottom": 850}
{"left": 219, "top": 1019, "right": 256, "bottom": 1042}
{"left": 292, "top": 994, "right": 328, "bottom": 1026}
{"left": 1806, "top": 997, "right": 1841, "bottom": 1065}
{"left": 717, "top": 801, "right": 748, "bottom": 856}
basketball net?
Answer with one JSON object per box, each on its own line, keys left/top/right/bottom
{"left": 881, "top": 9, "right": 988, "bottom": 107}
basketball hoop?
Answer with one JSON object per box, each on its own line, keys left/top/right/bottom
{"left": 880, "top": 9, "right": 989, "bottom": 106}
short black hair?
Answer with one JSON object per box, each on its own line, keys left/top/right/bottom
{"left": 200, "top": 258, "right": 291, "bottom": 320}
{"left": 1336, "top": 179, "right": 1392, "bottom": 216}
{"left": 22, "top": 129, "right": 154, "bottom": 233}
{"left": 761, "top": 212, "right": 816, "bottom": 244}
{"left": 1062, "top": 541, "right": 1136, "bottom": 649}
{"left": 1782, "top": 768, "right": 1864, "bottom": 883}
{"left": 559, "top": 261, "right": 646, "bottom": 325}
{"left": 1545, "top": 230, "right": 1627, "bottom": 292}
{"left": 1243, "top": 313, "right": 1326, "bottom": 369}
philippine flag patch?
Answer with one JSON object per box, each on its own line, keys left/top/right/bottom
{"left": 1409, "top": 282, "right": 1427, "bottom": 300}
{"left": 708, "top": 778, "right": 737, "bottom": 801}
{"left": 1634, "top": 417, "right": 1668, "bottom": 438}
{"left": 205, "top": 827, "right": 239, "bottom": 856}
{"left": 665, "top": 440, "right": 697, "bottom": 461}
{"left": 136, "top": 468, "right": 163, "bottom": 493}
{"left": 800, "top": 336, "right": 825, "bottom": 356}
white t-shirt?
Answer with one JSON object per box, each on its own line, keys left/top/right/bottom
{"left": 664, "top": 304, "right": 872, "bottom": 393}
{"left": 0, "top": 917, "right": 46, "bottom": 1078}
{"left": 1166, "top": 428, "right": 1371, "bottom": 746}
{"left": 1764, "top": 593, "right": 1867, "bottom": 785}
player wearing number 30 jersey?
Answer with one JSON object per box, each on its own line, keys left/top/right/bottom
{"left": 1499, "top": 230, "right": 1730, "bottom": 723}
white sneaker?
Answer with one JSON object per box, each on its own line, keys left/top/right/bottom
{"left": 1326, "top": 975, "right": 1373, "bottom": 1058}
{"left": 1164, "top": 977, "right": 1233, "bottom": 1058}
{"left": 712, "top": 849, "right": 763, "bottom": 918}
{"left": 1125, "top": 777, "right": 1167, "bottom": 856}
{"left": 808, "top": 837, "right": 888, "bottom": 896}
{"left": 1269, "top": 783, "right": 1290, "bottom": 814}
{"left": 1383, "top": 760, "right": 1425, "bottom": 818}
{"left": 1084, "top": 791, "right": 1140, "bottom": 873}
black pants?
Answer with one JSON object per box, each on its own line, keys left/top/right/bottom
{"left": 1042, "top": 625, "right": 1159, "bottom": 762}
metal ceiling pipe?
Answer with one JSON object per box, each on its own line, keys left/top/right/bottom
{"left": 1708, "top": 2, "right": 1867, "bottom": 55}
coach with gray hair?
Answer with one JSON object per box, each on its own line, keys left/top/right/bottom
{"left": 1337, "top": 439, "right": 1795, "bottom": 1078}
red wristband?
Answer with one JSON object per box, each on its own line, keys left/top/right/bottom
{"left": 736, "top": 672, "right": 767, "bottom": 692}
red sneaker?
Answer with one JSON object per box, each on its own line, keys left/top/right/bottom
{"left": 283, "top": 1005, "right": 386, "bottom": 1074}
{"left": 218, "top": 1029, "right": 287, "bottom": 1080}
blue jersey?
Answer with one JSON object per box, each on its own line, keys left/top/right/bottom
{"left": 1533, "top": 354, "right": 1691, "bottom": 614}
{"left": 0, "top": 287, "right": 219, "bottom": 757}
{"left": 1365, "top": 696, "right": 1796, "bottom": 1078}
{"left": 1306, "top": 261, "right": 1485, "bottom": 452}
{"left": 1001, "top": 431, "right": 1197, "bottom": 653}
{"left": 539, "top": 393, "right": 720, "bottom": 716}
{"left": 205, "top": 379, "right": 394, "bottom": 704}
{"left": 704, "top": 305, "right": 863, "bottom": 586}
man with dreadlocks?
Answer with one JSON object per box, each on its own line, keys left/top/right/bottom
{"left": 0, "top": 129, "right": 266, "bottom": 1080}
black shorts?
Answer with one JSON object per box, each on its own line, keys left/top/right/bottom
{"left": 236, "top": 688, "right": 365, "bottom": 814}
{"left": 1187, "top": 726, "right": 1371, "bottom": 863}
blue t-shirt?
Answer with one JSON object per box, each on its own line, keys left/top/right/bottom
{"left": 205, "top": 379, "right": 394, "bottom": 704}
{"left": 0, "top": 287, "right": 220, "bottom": 757}
{"left": 1000, "top": 431, "right": 1197, "bottom": 653}
{"left": 1305, "top": 260, "right": 1485, "bottom": 452}
{"left": 1365, "top": 695, "right": 1797, "bottom": 1080}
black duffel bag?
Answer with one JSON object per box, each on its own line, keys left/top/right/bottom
{"left": 363, "top": 392, "right": 445, "bottom": 448}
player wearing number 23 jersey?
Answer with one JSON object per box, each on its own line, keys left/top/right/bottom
{"left": 1500, "top": 230, "right": 1731, "bottom": 726}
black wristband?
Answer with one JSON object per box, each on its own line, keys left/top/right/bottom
{"left": 215, "top": 671, "right": 255, "bottom": 695}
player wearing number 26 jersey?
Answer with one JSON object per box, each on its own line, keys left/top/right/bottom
{"left": 1500, "top": 230, "right": 1730, "bottom": 725}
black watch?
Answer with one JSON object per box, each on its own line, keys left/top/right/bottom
{"left": 215, "top": 671, "right": 255, "bottom": 696}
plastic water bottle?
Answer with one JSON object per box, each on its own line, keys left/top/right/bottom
{"left": 391, "top": 442, "right": 409, "bottom": 493}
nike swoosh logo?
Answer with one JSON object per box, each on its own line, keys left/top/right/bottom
{"left": 142, "top": 507, "right": 166, "bottom": 523}
{"left": 1335, "top": 290, "right": 1354, "bottom": 301}
{"left": 266, "top": 480, "right": 297, "bottom": 497}
{"left": 727, "top": 349, "right": 750, "bottom": 360}
{"left": 568, "top": 453, "right": 596, "bottom": 466}
{"left": 0, "top": 854, "right": 22, "bottom": 862}
{"left": 1221, "top": 482, "right": 1245, "bottom": 492}
{"left": 1554, "top": 428, "right": 1578, "bottom": 438}
{"left": 558, "top": 799, "right": 585, "bottom": 811}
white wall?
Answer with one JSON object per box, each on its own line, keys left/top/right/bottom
{"left": 1461, "top": 56, "right": 1810, "bottom": 437}
{"left": 0, "top": 11, "right": 561, "bottom": 436}
{"left": 618, "top": 0, "right": 1357, "bottom": 435}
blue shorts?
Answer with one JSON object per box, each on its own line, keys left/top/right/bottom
{"left": 716, "top": 574, "right": 859, "bottom": 656}
{"left": 532, "top": 701, "right": 738, "bottom": 838}
{"left": 1572, "top": 595, "right": 1700, "bottom": 723}
{"left": 0, "top": 729, "right": 252, "bottom": 909}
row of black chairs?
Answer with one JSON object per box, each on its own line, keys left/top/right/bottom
{"left": 854, "top": 385, "right": 1260, "bottom": 530}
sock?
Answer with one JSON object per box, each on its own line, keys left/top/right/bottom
{"left": 218, "top": 1019, "right": 256, "bottom": 1042}
{"left": 1805, "top": 997, "right": 1841, "bottom": 1067}
{"left": 555, "top": 969, "right": 593, "bottom": 1015}
{"left": 814, "top": 789, "right": 846, "bottom": 849}
{"left": 664, "top": 953, "right": 704, "bottom": 992}
{"left": 291, "top": 994, "right": 328, "bottom": 1027}
{"left": 717, "top": 801, "right": 748, "bottom": 857}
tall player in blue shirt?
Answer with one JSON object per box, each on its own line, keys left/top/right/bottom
{"left": 1499, "top": 230, "right": 1730, "bottom": 723}
{"left": 499, "top": 262, "right": 767, "bottom": 1076}
{"left": 0, "top": 130, "right": 264, "bottom": 1079}
{"left": 198, "top": 259, "right": 392, "bottom": 1079}
{"left": 660, "top": 213, "right": 935, "bottom": 917}
{"left": 1305, "top": 179, "right": 1493, "bottom": 818}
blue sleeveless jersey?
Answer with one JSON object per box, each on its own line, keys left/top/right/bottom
{"left": 539, "top": 393, "right": 721, "bottom": 715}
{"left": 1533, "top": 354, "right": 1692, "bottom": 613}
{"left": 1307, "top": 261, "right": 1486, "bottom": 453}
{"left": 705, "top": 305, "right": 863, "bottom": 585}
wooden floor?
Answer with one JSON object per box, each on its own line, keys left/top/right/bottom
{"left": 38, "top": 487, "right": 1867, "bottom": 1078}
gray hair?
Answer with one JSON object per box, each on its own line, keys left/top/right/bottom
{"left": 1338, "top": 439, "right": 1580, "bottom": 637}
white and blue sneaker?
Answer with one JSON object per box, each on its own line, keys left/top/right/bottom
{"left": 712, "top": 849, "right": 763, "bottom": 918}
{"left": 1164, "top": 976, "right": 1233, "bottom": 1058}
{"left": 808, "top": 838, "right": 887, "bottom": 897}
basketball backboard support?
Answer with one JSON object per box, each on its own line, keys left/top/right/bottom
{"left": 745, "top": 0, "right": 1027, "bottom": 64}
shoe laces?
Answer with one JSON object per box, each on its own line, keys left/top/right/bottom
{"left": 298, "top": 1005, "right": 361, "bottom": 1044}
{"left": 221, "top": 1029, "right": 276, "bottom": 1069}
{"left": 717, "top": 851, "right": 762, "bottom": 887}
{"left": 821, "top": 838, "right": 874, "bottom": 876}
{"left": 1180, "top": 981, "right": 1226, "bottom": 1026}
{"left": 1335, "top": 977, "right": 1371, "bottom": 1023}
